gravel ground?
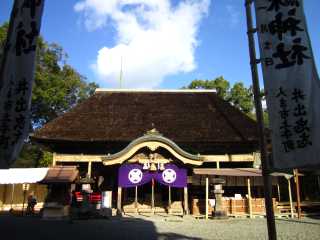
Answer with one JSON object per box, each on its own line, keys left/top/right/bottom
{"left": 0, "top": 214, "right": 319, "bottom": 240}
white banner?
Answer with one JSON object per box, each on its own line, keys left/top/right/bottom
{"left": 0, "top": 0, "right": 45, "bottom": 168}
{"left": 254, "top": 0, "right": 320, "bottom": 169}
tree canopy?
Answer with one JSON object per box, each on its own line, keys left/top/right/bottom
{"left": 183, "top": 76, "right": 255, "bottom": 114}
{"left": 0, "top": 22, "right": 99, "bottom": 167}
{"left": 182, "top": 77, "right": 269, "bottom": 126}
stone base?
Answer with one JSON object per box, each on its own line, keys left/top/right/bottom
{"left": 212, "top": 210, "right": 228, "bottom": 220}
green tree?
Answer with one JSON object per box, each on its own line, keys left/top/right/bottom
{"left": 11, "top": 142, "right": 42, "bottom": 168}
{"left": 0, "top": 22, "right": 8, "bottom": 61}
{"left": 38, "top": 151, "right": 53, "bottom": 167}
{"left": 186, "top": 77, "right": 254, "bottom": 114}
{"left": 31, "top": 35, "right": 99, "bottom": 130}
{"left": 226, "top": 82, "right": 254, "bottom": 114}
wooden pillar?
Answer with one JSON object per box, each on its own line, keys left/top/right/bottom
{"left": 247, "top": 178, "right": 252, "bottom": 218}
{"left": 295, "top": 169, "right": 301, "bottom": 218}
{"left": 10, "top": 184, "right": 14, "bottom": 212}
{"left": 184, "top": 187, "right": 188, "bottom": 214}
{"left": 2, "top": 185, "right": 7, "bottom": 211}
{"left": 117, "top": 187, "right": 122, "bottom": 214}
{"left": 277, "top": 184, "right": 281, "bottom": 203}
{"left": 52, "top": 152, "right": 56, "bottom": 166}
{"left": 288, "top": 178, "right": 294, "bottom": 218}
{"left": 151, "top": 182, "right": 154, "bottom": 214}
{"left": 88, "top": 161, "right": 92, "bottom": 178}
{"left": 124, "top": 188, "right": 127, "bottom": 201}
{"left": 206, "top": 175, "right": 209, "bottom": 219}
{"left": 216, "top": 161, "right": 220, "bottom": 169}
{"left": 168, "top": 186, "right": 172, "bottom": 214}
{"left": 134, "top": 186, "right": 138, "bottom": 214}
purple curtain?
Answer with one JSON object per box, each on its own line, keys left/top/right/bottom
{"left": 154, "top": 165, "right": 187, "bottom": 188}
{"left": 118, "top": 165, "right": 187, "bottom": 188}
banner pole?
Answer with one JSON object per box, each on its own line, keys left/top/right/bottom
{"left": 0, "top": 0, "right": 21, "bottom": 98}
{"left": 245, "top": 1, "right": 277, "bottom": 239}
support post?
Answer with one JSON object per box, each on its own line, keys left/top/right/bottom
{"left": 295, "top": 169, "right": 301, "bottom": 218}
{"left": 247, "top": 178, "right": 252, "bottom": 218}
{"left": 288, "top": 179, "right": 294, "bottom": 218}
{"left": 88, "top": 161, "right": 92, "bottom": 178}
{"left": 117, "top": 187, "right": 122, "bottom": 214}
{"left": 206, "top": 175, "right": 209, "bottom": 219}
{"left": 135, "top": 186, "right": 138, "bottom": 214}
{"left": 151, "top": 183, "right": 154, "bottom": 214}
{"left": 168, "top": 186, "right": 172, "bottom": 214}
{"left": 2, "top": 185, "right": 7, "bottom": 211}
{"left": 184, "top": 187, "right": 188, "bottom": 215}
{"left": 124, "top": 188, "right": 127, "bottom": 201}
{"left": 10, "top": 184, "right": 14, "bottom": 213}
{"left": 245, "top": 1, "right": 277, "bottom": 239}
{"left": 277, "top": 184, "right": 281, "bottom": 203}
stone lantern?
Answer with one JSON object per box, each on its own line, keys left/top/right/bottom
{"left": 211, "top": 178, "right": 228, "bottom": 219}
{"left": 78, "top": 173, "right": 95, "bottom": 218}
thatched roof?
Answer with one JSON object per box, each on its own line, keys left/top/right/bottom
{"left": 29, "top": 89, "right": 259, "bottom": 152}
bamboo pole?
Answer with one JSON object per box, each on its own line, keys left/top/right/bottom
{"left": 248, "top": 178, "right": 252, "bottom": 218}
{"left": 288, "top": 179, "right": 294, "bottom": 218}
{"left": 206, "top": 175, "right": 209, "bottom": 219}
{"left": 245, "top": 1, "right": 277, "bottom": 239}
{"left": 0, "top": 0, "right": 21, "bottom": 97}
{"left": 295, "top": 169, "right": 301, "bottom": 218}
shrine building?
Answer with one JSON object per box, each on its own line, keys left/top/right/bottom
{"left": 29, "top": 89, "right": 287, "bottom": 216}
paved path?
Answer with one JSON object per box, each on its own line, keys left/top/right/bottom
{"left": 1, "top": 214, "right": 319, "bottom": 240}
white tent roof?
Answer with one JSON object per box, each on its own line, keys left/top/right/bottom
{"left": 0, "top": 168, "right": 50, "bottom": 184}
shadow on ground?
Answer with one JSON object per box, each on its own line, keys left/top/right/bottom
{"left": 0, "top": 215, "right": 199, "bottom": 240}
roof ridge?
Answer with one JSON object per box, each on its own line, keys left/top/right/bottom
{"left": 95, "top": 89, "right": 217, "bottom": 93}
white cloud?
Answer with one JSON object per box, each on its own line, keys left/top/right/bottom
{"left": 74, "top": 0, "right": 210, "bottom": 89}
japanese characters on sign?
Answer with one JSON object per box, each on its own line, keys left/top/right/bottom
{"left": 0, "top": 0, "right": 45, "bottom": 168}
{"left": 254, "top": 0, "right": 320, "bottom": 169}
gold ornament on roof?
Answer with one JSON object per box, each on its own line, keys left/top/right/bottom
{"left": 144, "top": 123, "right": 162, "bottom": 136}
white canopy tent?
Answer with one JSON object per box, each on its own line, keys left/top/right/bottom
{"left": 0, "top": 168, "right": 50, "bottom": 184}
{"left": 0, "top": 168, "right": 50, "bottom": 212}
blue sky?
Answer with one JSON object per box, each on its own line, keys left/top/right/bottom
{"left": 1, "top": 0, "right": 319, "bottom": 90}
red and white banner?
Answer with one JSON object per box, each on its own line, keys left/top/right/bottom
{"left": 0, "top": 0, "right": 45, "bottom": 168}
{"left": 254, "top": 0, "right": 320, "bottom": 169}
